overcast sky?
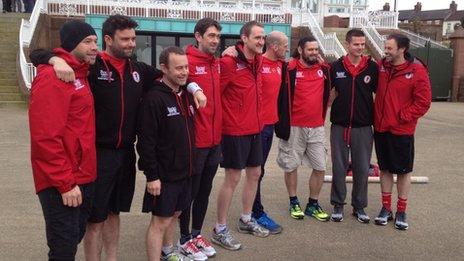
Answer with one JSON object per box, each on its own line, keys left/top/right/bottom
{"left": 368, "top": 0, "right": 464, "bottom": 11}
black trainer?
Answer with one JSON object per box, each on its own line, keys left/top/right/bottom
{"left": 374, "top": 207, "right": 393, "bottom": 226}
{"left": 394, "top": 212, "right": 409, "bottom": 230}
{"left": 352, "top": 208, "right": 370, "bottom": 224}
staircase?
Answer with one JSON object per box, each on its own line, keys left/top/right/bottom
{"left": 0, "top": 13, "right": 30, "bottom": 107}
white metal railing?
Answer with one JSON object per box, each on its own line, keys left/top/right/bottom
{"left": 350, "top": 10, "right": 398, "bottom": 29}
{"left": 350, "top": 11, "right": 386, "bottom": 58}
{"left": 19, "top": 0, "right": 44, "bottom": 89}
{"left": 45, "top": 0, "right": 292, "bottom": 24}
{"left": 399, "top": 29, "right": 450, "bottom": 50}
{"left": 292, "top": 8, "right": 346, "bottom": 59}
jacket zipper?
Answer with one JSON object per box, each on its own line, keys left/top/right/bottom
{"left": 116, "top": 71, "right": 125, "bottom": 148}
{"left": 175, "top": 93, "right": 193, "bottom": 177}
{"left": 210, "top": 63, "right": 216, "bottom": 146}
{"left": 346, "top": 76, "right": 356, "bottom": 147}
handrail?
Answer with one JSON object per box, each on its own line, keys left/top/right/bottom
{"left": 295, "top": 8, "right": 346, "bottom": 59}
{"left": 350, "top": 10, "right": 398, "bottom": 29}
{"left": 399, "top": 29, "right": 450, "bottom": 50}
{"left": 352, "top": 12, "right": 385, "bottom": 58}
{"left": 19, "top": 0, "right": 44, "bottom": 89}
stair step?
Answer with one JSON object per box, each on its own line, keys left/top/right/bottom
{"left": 0, "top": 86, "right": 19, "bottom": 93}
{"left": 0, "top": 93, "right": 24, "bottom": 101}
{"left": 0, "top": 78, "right": 19, "bottom": 85}
{"left": 0, "top": 71, "right": 17, "bottom": 77}
{"left": 0, "top": 101, "right": 27, "bottom": 108}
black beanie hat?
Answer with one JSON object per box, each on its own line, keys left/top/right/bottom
{"left": 60, "top": 20, "right": 97, "bottom": 52}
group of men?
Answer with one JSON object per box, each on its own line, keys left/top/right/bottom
{"left": 28, "top": 13, "right": 431, "bottom": 261}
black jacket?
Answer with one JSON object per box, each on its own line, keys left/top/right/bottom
{"left": 30, "top": 50, "right": 162, "bottom": 149}
{"left": 329, "top": 56, "right": 378, "bottom": 127}
{"left": 275, "top": 60, "right": 331, "bottom": 141}
{"left": 137, "top": 81, "right": 195, "bottom": 182}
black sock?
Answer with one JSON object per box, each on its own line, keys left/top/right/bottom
{"left": 179, "top": 233, "right": 191, "bottom": 245}
{"left": 308, "top": 197, "right": 318, "bottom": 206}
{"left": 289, "top": 196, "right": 299, "bottom": 204}
{"left": 191, "top": 229, "right": 201, "bottom": 238}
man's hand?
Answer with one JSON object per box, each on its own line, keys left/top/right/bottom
{"left": 329, "top": 88, "right": 338, "bottom": 107}
{"left": 222, "top": 46, "right": 238, "bottom": 57}
{"left": 61, "top": 185, "right": 82, "bottom": 207}
{"left": 193, "top": 90, "right": 207, "bottom": 109}
{"left": 50, "top": 56, "right": 75, "bottom": 82}
{"left": 317, "top": 54, "right": 325, "bottom": 65}
{"left": 147, "top": 180, "right": 161, "bottom": 196}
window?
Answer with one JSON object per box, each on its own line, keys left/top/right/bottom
{"left": 329, "top": 7, "right": 346, "bottom": 13}
{"left": 435, "top": 20, "right": 441, "bottom": 25}
{"left": 135, "top": 35, "right": 152, "bottom": 65}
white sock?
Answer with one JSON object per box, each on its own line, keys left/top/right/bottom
{"left": 162, "top": 245, "right": 173, "bottom": 255}
{"left": 215, "top": 223, "right": 227, "bottom": 233}
{"left": 241, "top": 213, "right": 252, "bottom": 223}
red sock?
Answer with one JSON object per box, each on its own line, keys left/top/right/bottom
{"left": 397, "top": 197, "right": 408, "bottom": 213}
{"left": 382, "top": 192, "right": 392, "bottom": 212}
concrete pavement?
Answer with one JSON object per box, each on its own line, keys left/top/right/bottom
{"left": 1, "top": 102, "right": 463, "bottom": 260}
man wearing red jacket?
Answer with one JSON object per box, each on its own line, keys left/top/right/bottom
{"left": 176, "top": 18, "right": 222, "bottom": 260}
{"left": 373, "top": 34, "right": 431, "bottom": 230}
{"left": 212, "top": 20, "right": 269, "bottom": 251}
{"left": 29, "top": 20, "right": 98, "bottom": 261}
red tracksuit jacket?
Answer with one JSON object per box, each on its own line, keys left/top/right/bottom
{"left": 374, "top": 55, "right": 432, "bottom": 135}
{"left": 186, "top": 45, "right": 222, "bottom": 148}
{"left": 220, "top": 43, "right": 263, "bottom": 136}
{"left": 29, "top": 48, "right": 97, "bottom": 194}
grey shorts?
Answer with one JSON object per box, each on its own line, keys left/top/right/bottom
{"left": 277, "top": 126, "right": 327, "bottom": 172}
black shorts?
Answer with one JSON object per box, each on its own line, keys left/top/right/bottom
{"left": 220, "top": 134, "right": 263, "bottom": 170}
{"left": 374, "top": 131, "right": 414, "bottom": 174}
{"left": 88, "top": 147, "right": 136, "bottom": 223}
{"left": 142, "top": 178, "right": 192, "bottom": 217}
{"left": 38, "top": 183, "right": 94, "bottom": 260}
{"left": 194, "top": 145, "right": 223, "bottom": 175}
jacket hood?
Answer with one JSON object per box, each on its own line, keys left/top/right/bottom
{"left": 342, "top": 55, "right": 370, "bottom": 76}
{"left": 381, "top": 52, "right": 426, "bottom": 72}
{"left": 234, "top": 41, "right": 262, "bottom": 66}
{"left": 53, "top": 47, "right": 89, "bottom": 78}
{"left": 186, "top": 45, "right": 215, "bottom": 63}
{"left": 150, "top": 80, "right": 186, "bottom": 94}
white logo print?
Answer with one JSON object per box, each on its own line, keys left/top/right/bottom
{"left": 189, "top": 105, "right": 195, "bottom": 116}
{"left": 277, "top": 67, "right": 281, "bottom": 75}
{"left": 405, "top": 73, "right": 413, "bottom": 79}
{"left": 167, "top": 106, "right": 180, "bottom": 117}
{"left": 132, "top": 71, "right": 140, "bottom": 83}
{"left": 73, "top": 79, "right": 85, "bottom": 90}
{"left": 236, "top": 63, "right": 247, "bottom": 71}
{"left": 296, "top": 71, "right": 304, "bottom": 78}
{"left": 364, "top": 75, "right": 371, "bottom": 84}
{"left": 262, "top": 67, "right": 271, "bottom": 74}
{"left": 336, "top": 72, "right": 346, "bottom": 79}
{"left": 195, "top": 66, "right": 207, "bottom": 75}
{"left": 317, "top": 69, "right": 323, "bottom": 78}
{"left": 97, "top": 70, "right": 114, "bottom": 81}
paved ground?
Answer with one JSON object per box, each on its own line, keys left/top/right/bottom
{"left": 1, "top": 102, "right": 463, "bottom": 261}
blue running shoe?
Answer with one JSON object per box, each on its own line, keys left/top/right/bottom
{"left": 254, "top": 212, "right": 283, "bottom": 234}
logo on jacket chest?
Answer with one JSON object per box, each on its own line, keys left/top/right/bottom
{"left": 336, "top": 71, "right": 347, "bottom": 79}
{"left": 405, "top": 73, "right": 413, "bottom": 79}
{"left": 364, "top": 75, "right": 371, "bottom": 84}
{"left": 73, "top": 79, "right": 85, "bottom": 90}
{"left": 132, "top": 71, "right": 140, "bottom": 83}
{"left": 195, "top": 66, "right": 207, "bottom": 75}
{"left": 167, "top": 106, "right": 180, "bottom": 117}
{"left": 236, "top": 62, "right": 247, "bottom": 71}
{"left": 97, "top": 70, "right": 114, "bottom": 82}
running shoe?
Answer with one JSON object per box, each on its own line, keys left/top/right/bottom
{"left": 177, "top": 239, "right": 207, "bottom": 261}
{"left": 394, "top": 212, "right": 409, "bottom": 230}
{"left": 237, "top": 217, "right": 270, "bottom": 238}
{"left": 289, "top": 202, "right": 305, "bottom": 220}
{"left": 330, "top": 205, "right": 344, "bottom": 222}
{"left": 304, "top": 203, "right": 330, "bottom": 221}
{"left": 374, "top": 207, "right": 393, "bottom": 226}
{"left": 192, "top": 235, "right": 216, "bottom": 257}
{"left": 211, "top": 227, "right": 241, "bottom": 251}
{"left": 254, "top": 212, "right": 283, "bottom": 234}
{"left": 353, "top": 208, "right": 370, "bottom": 224}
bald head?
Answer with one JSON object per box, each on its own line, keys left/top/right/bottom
{"left": 265, "top": 31, "right": 288, "bottom": 60}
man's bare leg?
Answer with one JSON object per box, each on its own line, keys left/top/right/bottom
{"left": 84, "top": 222, "right": 104, "bottom": 261}
{"left": 146, "top": 215, "right": 174, "bottom": 261}
{"left": 216, "top": 169, "right": 241, "bottom": 225}
{"left": 241, "top": 166, "right": 261, "bottom": 215}
{"left": 284, "top": 169, "right": 298, "bottom": 197}
{"left": 102, "top": 213, "right": 119, "bottom": 261}
{"left": 309, "top": 169, "right": 325, "bottom": 199}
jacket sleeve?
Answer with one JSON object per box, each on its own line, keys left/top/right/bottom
{"left": 136, "top": 93, "right": 161, "bottom": 182}
{"left": 29, "top": 49, "right": 55, "bottom": 67}
{"left": 220, "top": 57, "right": 233, "bottom": 95}
{"left": 29, "top": 70, "right": 76, "bottom": 193}
{"left": 274, "top": 63, "right": 291, "bottom": 140}
{"left": 138, "top": 62, "right": 163, "bottom": 92}
{"left": 399, "top": 68, "right": 432, "bottom": 123}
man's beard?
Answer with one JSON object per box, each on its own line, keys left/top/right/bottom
{"left": 302, "top": 55, "right": 317, "bottom": 65}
